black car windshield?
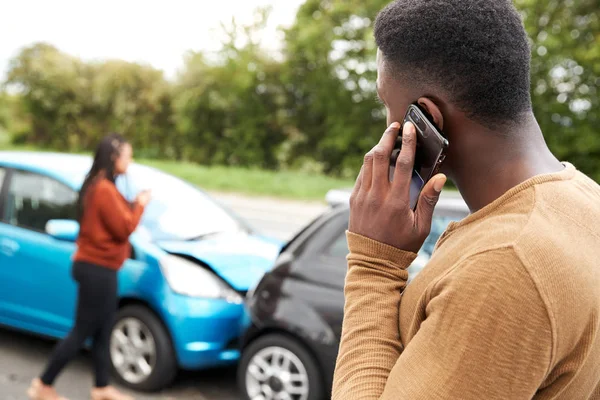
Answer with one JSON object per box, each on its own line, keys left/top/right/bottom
{"left": 115, "top": 164, "right": 246, "bottom": 241}
{"left": 407, "top": 215, "right": 461, "bottom": 280}
{"left": 421, "top": 216, "right": 455, "bottom": 256}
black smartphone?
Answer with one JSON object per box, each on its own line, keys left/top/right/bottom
{"left": 389, "top": 103, "right": 449, "bottom": 210}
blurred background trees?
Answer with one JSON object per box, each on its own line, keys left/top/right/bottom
{"left": 518, "top": 0, "right": 599, "bottom": 180}
{"left": 1, "top": 0, "right": 598, "bottom": 180}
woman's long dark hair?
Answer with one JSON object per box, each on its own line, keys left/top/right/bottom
{"left": 77, "top": 133, "right": 128, "bottom": 222}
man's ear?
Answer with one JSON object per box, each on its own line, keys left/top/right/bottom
{"left": 417, "top": 97, "right": 444, "bottom": 130}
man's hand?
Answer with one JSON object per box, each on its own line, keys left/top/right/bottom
{"left": 348, "top": 121, "right": 446, "bottom": 253}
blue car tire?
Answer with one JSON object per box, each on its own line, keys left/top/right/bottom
{"left": 110, "top": 305, "right": 177, "bottom": 392}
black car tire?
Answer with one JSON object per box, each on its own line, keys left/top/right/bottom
{"left": 238, "top": 334, "right": 324, "bottom": 400}
{"left": 110, "top": 305, "right": 178, "bottom": 392}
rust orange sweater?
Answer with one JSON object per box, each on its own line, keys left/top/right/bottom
{"left": 333, "top": 164, "right": 600, "bottom": 399}
{"left": 74, "top": 179, "right": 144, "bottom": 270}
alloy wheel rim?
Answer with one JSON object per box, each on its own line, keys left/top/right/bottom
{"left": 245, "top": 345, "right": 310, "bottom": 400}
{"left": 110, "top": 317, "right": 157, "bottom": 384}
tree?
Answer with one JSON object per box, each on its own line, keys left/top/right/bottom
{"left": 0, "top": 91, "right": 9, "bottom": 134}
{"left": 91, "top": 60, "right": 174, "bottom": 157}
{"left": 0, "top": 91, "right": 27, "bottom": 144}
{"left": 173, "top": 8, "right": 288, "bottom": 168}
{"left": 517, "top": 0, "right": 599, "bottom": 180}
{"left": 283, "top": 0, "right": 389, "bottom": 176}
{"left": 6, "top": 43, "right": 92, "bottom": 148}
{"left": 5, "top": 43, "right": 174, "bottom": 153}
{"left": 2, "top": 1, "right": 598, "bottom": 181}
{"left": 283, "top": 0, "right": 600, "bottom": 180}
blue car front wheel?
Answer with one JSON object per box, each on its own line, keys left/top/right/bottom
{"left": 110, "top": 305, "right": 178, "bottom": 392}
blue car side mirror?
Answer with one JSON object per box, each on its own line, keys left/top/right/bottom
{"left": 46, "top": 219, "right": 79, "bottom": 242}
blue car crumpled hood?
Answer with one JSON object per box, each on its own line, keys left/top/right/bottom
{"left": 156, "top": 232, "right": 283, "bottom": 292}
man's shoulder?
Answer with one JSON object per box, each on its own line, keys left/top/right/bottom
{"left": 534, "top": 170, "right": 600, "bottom": 216}
{"left": 423, "top": 244, "right": 531, "bottom": 299}
{"left": 427, "top": 246, "right": 545, "bottom": 314}
{"left": 445, "top": 171, "right": 600, "bottom": 269}
{"left": 517, "top": 171, "right": 600, "bottom": 270}
{"left": 445, "top": 246, "right": 526, "bottom": 282}
{"left": 514, "top": 174, "right": 600, "bottom": 309}
{"left": 512, "top": 173, "right": 600, "bottom": 367}
{"left": 432, "top": 191, "right": 534, "bottom": 267}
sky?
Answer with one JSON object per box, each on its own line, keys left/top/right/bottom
{"left": 0, "top": 0, "right": 305, "bottom": 80}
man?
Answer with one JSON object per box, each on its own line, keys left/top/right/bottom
{"left": 332, "top": 1, "right": 600, "bottom": 399}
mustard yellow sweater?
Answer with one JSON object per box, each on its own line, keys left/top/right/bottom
{"left": 332, "top": 164, "right": 600, "bottom": 399}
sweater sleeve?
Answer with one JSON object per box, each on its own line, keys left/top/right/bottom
{"left": 94, "top": 182, "right": 145, "bottom": 242}
{"left": 332, "top": 240, "right": 553, "bottom": 400}
{"left": 332, "top": 231, "right": 416, "bottom": 398}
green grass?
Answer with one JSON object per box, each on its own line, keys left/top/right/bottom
{"left": 140, "top": 159, "right": 354, "bottom": 201}
{"left": 0, "top": 145, "right": 355, "bottom": 201}
{"left": 0, "top": 129, "right": 10, "bottom": 147}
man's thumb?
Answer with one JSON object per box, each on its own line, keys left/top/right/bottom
{"left": 416, "top": 174, "right": 446, "bottom": 223}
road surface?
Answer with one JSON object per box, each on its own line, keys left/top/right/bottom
{"left": 0, "top": 194, "right": 328, "bottom": 400}
{"left": 214, "top": 192, "right": 328, "bottom": 241}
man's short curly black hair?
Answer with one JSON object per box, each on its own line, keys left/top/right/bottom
{"left": 374, "top": 0, "right": 532, "bottom": 128}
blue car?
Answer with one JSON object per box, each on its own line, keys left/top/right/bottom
{"left": 0, "top": 151, "right": 283, "bottom": 391}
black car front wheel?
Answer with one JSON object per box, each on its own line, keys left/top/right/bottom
{"left": 109, "top": 305, "right": 177, "bottom": 392}
{"left": 239, "top": 334, "right": 324, "bottom": 400}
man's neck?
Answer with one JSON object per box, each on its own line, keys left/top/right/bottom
{"left": 451, "top": 117, "right": 564, "bottom": 213}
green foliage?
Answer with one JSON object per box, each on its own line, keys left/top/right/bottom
{"left": 173, "top": 9, "right": 288, "bottom": 168}
{"left": 517, "top": 0, "right": 600, "bottom": 181}
{"left": 91, "top": 60, "right": 174, "bottom": 157}
{"left": 280, "top": 0, "right": 389, "bottom": 177}
{"left": 0, "top": 92, "right": 9, "bottom": 141}
{"left": 4, "top": 43, "right": 173, "bottom": 152}
{"left": 283, "top": 0, "right": 600, "bottom": 179}
{"left": 1, "top": 0, "right": 599, "bottom": 184}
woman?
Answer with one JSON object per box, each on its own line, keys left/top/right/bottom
{"left": 27, "top": 134, "right": 151, "bottom": 400}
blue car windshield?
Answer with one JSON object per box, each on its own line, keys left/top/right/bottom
{"left": 115, "top": 165, "right": 245, "bottom": 241}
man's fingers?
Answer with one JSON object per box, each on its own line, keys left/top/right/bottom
{"left": 372, "top": 122, "right": 401, "bottom": 192}
{"left": 415, "top": 174, "right": 446, "bottom": 233}
{"left": 361, "top": 150, "right": 374, "bottom": 191}
{"left": 378, "top": 121, "right": 402, "bottom": 147}
{"left": 392, "top": 122, "right": 418, "bottom": 195}
{"left": 350, "top": 165, "right": 364, "bottom": 201}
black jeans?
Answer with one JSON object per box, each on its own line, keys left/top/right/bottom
{"left": 40, "top": 261, "right": 118, "bottom": 388}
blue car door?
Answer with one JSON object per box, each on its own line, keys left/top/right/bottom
{"left": 0, "top": 169, "right": 79, "bottom": 338}
{"left": 0, "top": 166, "right": 14, "bottom": 323}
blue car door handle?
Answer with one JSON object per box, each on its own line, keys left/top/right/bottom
{"left": 0, "top": 238, "right": 20, "bottom": 257}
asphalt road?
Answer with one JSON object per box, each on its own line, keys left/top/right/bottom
{"left": 0, "top": 194, "right": 328, "bottom": 400}
{"left": 214, "top": 192, "right": 328, "bottom": 241}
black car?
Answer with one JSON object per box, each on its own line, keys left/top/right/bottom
{"left": 238, "top": 192, "right": 470, "bottom": 400}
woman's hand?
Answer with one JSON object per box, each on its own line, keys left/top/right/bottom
{"left": 348, "top": 121, "right": 446, "bottom": 253}
{"left": 135, "top": 190, "right": 152, "bottom": 207}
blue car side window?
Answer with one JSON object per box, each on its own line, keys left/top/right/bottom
{"left": 5, "top": 171, "right": 78, "bottom": 232}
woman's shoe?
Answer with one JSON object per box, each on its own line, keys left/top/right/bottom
{"left": 26, "top": 378, "right": 69, "bottom": 400}
{"left": 90, "top": 386, "right": 134, "bottom": 400}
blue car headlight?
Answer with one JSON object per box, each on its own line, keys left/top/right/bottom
{"left": 159, "top": 254, "right": 243, "bottom": 304}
